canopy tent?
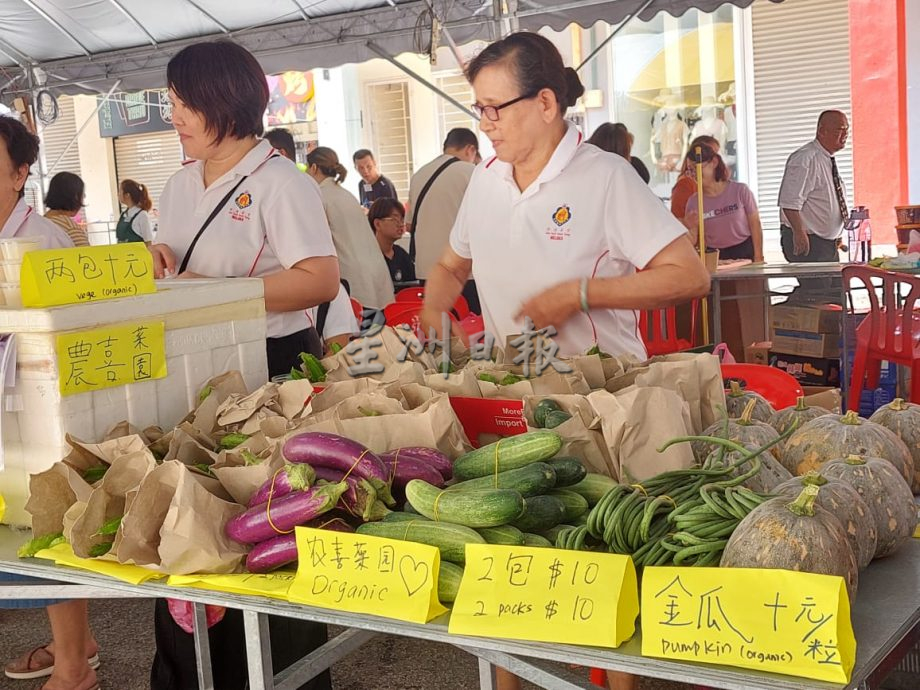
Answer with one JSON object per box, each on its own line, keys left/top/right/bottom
{"left": 0, "top": 0, "right": 783, "bottom": 96}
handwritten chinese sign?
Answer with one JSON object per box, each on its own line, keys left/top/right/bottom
{"left": 449, "top": 544, "right": 638, "bottom": 648}
{"left": 21, "top": 244, "right": 156, "bottom": 308}
{"left": 56, "top": 321, "right": 166, "bottom": 396}
{"left": 168, "top": 572, "right": 294, "bottom": 601}
{"left": 641, "top": 567, "right": 855, "bottom": 684}
{"left": 287, "top": 528, "right": 447, "bottom": 623}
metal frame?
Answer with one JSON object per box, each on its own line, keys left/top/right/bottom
{"left": 108, "top": 0, "right": 159, "bottom": 46}
{"left": 185, "top": 0, "right": 230, "bottom": 33}
{"left": 19, "top": 0, "right": 91, "bottom": 56}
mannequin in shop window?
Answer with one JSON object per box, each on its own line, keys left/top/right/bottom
{"left": 690, "top": 97, "right": 727, "bottom": 154}
{"left": 719, "top": 82, "right": 738, "bottom": 160}
{"left": 649, "top": 94, "right": 689, "bottom": 176}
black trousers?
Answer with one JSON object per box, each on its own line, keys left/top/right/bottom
{"left": 716, "top": 236, "right": 754, "bottom": 261}
{"left": 266, "top": 327, "right": 323, "bottom": 379}
{"left": 780, "top": 225, "right": 841, "bottom": 302}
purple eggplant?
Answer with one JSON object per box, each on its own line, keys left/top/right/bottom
{"left": 283, "top": 432, "right": 394, "bottom": 506}
{"left": 379, "top": 453, "right": 446, "bottom": 491}
{"left": 245, "top": 516, "right": 355, "bottom": 573}
{"left": 312, "top": 466, "right": 378, "bottom": 522}
{"left": 248, "top": 463, "right": 316, "bottom": 508}
{"left": 226, "top": 482, "right": 346, "bottom": 544}
{"left": 380, "top": 447, "right": 453, "bottom": 480}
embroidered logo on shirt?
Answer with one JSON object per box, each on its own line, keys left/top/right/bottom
{"left": 235, "top": 192, "right": 253, "bottom": 209}
{"left": 552, "top": 205, "right": 572, "bottom": 226}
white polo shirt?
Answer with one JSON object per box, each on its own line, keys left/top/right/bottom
{"left": 778, "top": 139, "right": 847, "bottom": 240}
{"left": 450, "top": 124, "right": 687, "bottom": 360}
{"left": 157, "top": 140, "right": 337, "bottom": 339}
{"left": 1, "top": 198, "right": 73, "bottom": 248}
{"left": 307, "top": 283, "right": 359, "bottom": 340}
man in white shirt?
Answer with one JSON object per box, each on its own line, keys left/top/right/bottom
{"left": 778, "top": 110, "right": 849, "bottom": 263}
{"left": 406, "top": 127, "right": 480, "bottom": 311}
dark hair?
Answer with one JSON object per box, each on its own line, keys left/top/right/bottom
{"left": 466, "top": 32, "right": 585, "bottom": 114}
{"left": 307, "top": 147, "right": 348, "bottom": 184}
{"left": 264, "top": 128, "right": 296, "bottom": 161}
{"left": 44, "top": 172, "right": 85, "bottom": 212}
{"left": 353, "top": 148, "right": 374, "bottom": 163}
{"left": 367, "top": 197, "right": 404, "bottom": 233}
{"left": 443, "top": 128, "right": 479, "bottom": 153}
{"left": 681, "top": 135, "right": 721, "bottom": 177}
{"left": 121, "top": 179, "right": 153, "bottom": 212}
{"left": 0, "top": 117, "right": 39, "bottom": 199}
{"left": 587, "top": 123, "right": 632, "bottom": 160}
{"left": 695, "top": 144, "right": 729, "bottom": 182}
{"left": 167, "top": 41, "right": 269, "bottom": 145}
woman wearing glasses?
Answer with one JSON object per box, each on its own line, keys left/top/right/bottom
{"left": 420, "top": 31, "right": 709, "bottom": 364}
{"left": 368, "top": 197, "right": 416, "bottom": 286}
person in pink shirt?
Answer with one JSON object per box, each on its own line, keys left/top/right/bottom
{"left": 684, "top": 143, "right": 763, "bottom": 262}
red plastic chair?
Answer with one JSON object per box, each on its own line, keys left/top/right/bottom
{"left": 721, "top": 363, "right": 804, "bottom": 410}
{"left": 395, "top": 286, "right": 425, "bottom": 303}
{"left": 349, "top": 297, "right": 363, "bottom": 320}
{"left": 843, "top": 265, "right": 920, "bottom": 411}
{"left": 638, "top": 299, "right": 699, "bottom": 356}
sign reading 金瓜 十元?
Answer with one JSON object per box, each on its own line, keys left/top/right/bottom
{"left": 448, "top": 544, "right": 638, "bottom": 648}
{"left": 641, "top": 566, "right": 855, "bottom": 683}
{"left": 56, "top": 321, "right": 166, "bottom": 396}
{"left": 287, "top": 528, "right": 447, "bottom": 623}
{"left": 21, "top": 244, "right": 156, "bottom": 308}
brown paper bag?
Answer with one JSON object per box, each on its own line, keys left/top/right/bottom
{"left": 522, "top": 394, "right": 613, "bottom": 476}
{"left": 309, "top": 378, "right": 384, "bottom": 415}
{"left": 217, "top": 383, "right": 281, "bottom": 427}
{"left": 239, "top": 408, "right": 285, "bottom": 436}
{"left": 212, "top": 444, "right": 286, "bottom": 506}
{"left": 102, "top": 421, "right": 146, "bottom": 442}
{"left": 278, "top": 379, "right": 315, "bottom": 420}
{"left": 562, "top": 355, "right": 608, "bottom": 390}
{"left": 634, "top": 353, "right": 724, "bottom": 432}
{"left": 70, "top": 450, "right": 157, "bottom": 558}
{"left": 68, "top": 434, "right": 149, "bottom": 464}
{"left": 163, "top": 425, "right": 219, "bottom": 467}
{"left": 25, "top": 463, "right": 94, "bottom": 537}
{"left": 588, "top": 387, "right": 695, "bottom": 483}
{"left": 423, "top": 368, "right": 483, "bottom": 397}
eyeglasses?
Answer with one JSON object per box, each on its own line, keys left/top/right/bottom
{"left": 382, "top": 216, "right": 406, "bottom": 227}
{"left": 472, "top": 90, "right": 540, "bottom": 122}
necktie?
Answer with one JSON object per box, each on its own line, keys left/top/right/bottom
{"left": 830, "top": 157, "right": 849, "bottom": 222}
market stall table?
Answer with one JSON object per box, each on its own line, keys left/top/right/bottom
{"left": 0, "top": 527, "right": 918, "bottom": 690}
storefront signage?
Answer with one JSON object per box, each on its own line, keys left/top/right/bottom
{"left": 288, "top": 528, "right": 447, "bottom": 623}
{"left": 21, "top": 244, "right": 156, "bottom": 308}
{"left": 449, "top": 544, "right": 638, "bottom": 648}
{"left": 97, "top": 90, "right": 174, "bottom": 138}
{"left": 56, "top": 321, "right": 167, "bottom": 396}
{"left": 642, "top": 567, "right": 855, "bottom": 684}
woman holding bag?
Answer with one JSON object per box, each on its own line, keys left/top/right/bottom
{"left": 147, "top": 40, "right": 337, "bottom": 690}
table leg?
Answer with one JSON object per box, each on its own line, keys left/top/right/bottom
{"left": 840, "top": 278, "right": 850, "bottom": 410}
{"left": 712, "top": 281, "right": 722, "bottom": 345}
{"left": 244, "top": 610, "right": 274, "bottom": 690}
{"left": 192, "top": 602, "right": 215, "bottom": 690}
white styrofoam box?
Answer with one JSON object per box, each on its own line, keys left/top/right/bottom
{"left": 0, "top": 279, "right": 268, "bottom": 525}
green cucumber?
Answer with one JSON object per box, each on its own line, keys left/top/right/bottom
{"left": 568, "top": 473, "right": 618, "bottom": 506}
{"left": 453, "top": 430, "right": 563, "bottom": 481}
{"left": 447, "top": 462, "right": 556, "bottom": 497}
{"left": 548, "top": 489, "right": 589, "bottom": 522}
{"left": 356, "top": 520, "right": 484, "bottom": 564}
{"left": 544, "top": 410, "right": 572, "bottom": 429}
{"left": 534, "top": 399, "right": 562, "bottom": 428}
{"left": 382, "top": 511, "right": 431, "bottom": 523}
{"left": 405, "top": 479, "right": 524, "bottom": 528}
{"left": 476, "top": 524, "right": 525, "bottom": 546}
{"left": 511, "top": 495, "right": 567, "bottom": 533}
{"left": 438, "top": 561, "right": 465, "bottom": 604}
{"left": 547, "top": 457, "right": 587, "bottom": 487}
{"left": 522, "top": 533, "right": 553, "bottom": 548}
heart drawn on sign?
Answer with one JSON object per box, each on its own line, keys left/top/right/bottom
{"left": 398, "top": 555, "right": 430, "bottom": 597}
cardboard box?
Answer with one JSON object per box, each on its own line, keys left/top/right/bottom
{"left": 802, "top": 386, "right": 842, "bottom": 412}
{"left": 770, "top": 304, "right": 842, "bottom": 334}
{"left": 744, "top": 342, "right": 771, "bottom": 366}
{"left": 769, "top": 352, "right": 840, "bottom": 386}
{"left": 770, "top": 328, "right": 841, "bottom": 359}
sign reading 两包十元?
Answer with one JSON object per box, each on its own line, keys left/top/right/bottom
{"left": 56, "top": 321, "right": 166, "bottom": 396}
{"left": 286, "top": 527, "right": 447, "bottom": 623}
{"left": 641, "top": 566, "right": 855, "bottom": 684}
{"left": 448, "top": 544, "right": 638, "bottom": 648}
{"left": 21, "top": 244, "right": 156, "bottom": 308}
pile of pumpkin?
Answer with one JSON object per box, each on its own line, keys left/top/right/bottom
{"left": 687, "top": 384, "right": 920, "bottom": 600}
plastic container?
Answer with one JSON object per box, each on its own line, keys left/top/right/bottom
{"left": 895, "top": 205, "right": 920, "bottom": 225}
{"left": 0, "top": 237, "right": 42, "bottom": 261}
{"left": 0, "top": 260, "right": 22, "bottom": 283}
{"left": 0, "top": 283, "right": 21, "bottom": 308}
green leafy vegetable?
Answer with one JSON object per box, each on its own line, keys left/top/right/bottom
{"left": 198, "top": 385, "right": 213, "bottom": 403}
{"left": 499, "top": 373, "right": 524, "bottom": 386}
{"left": 289, "top": 367, "right": 306, "bottom": 380}
{"left": 219, "top": 433, "right": 250, "bottom": 450}
{"left": 477, "top": 373, "right": 500, "bottom": 384}
{"left": 241, "top": 450, "right": 261, "bottom": 466}
{"left": 585, "top": 344, "right": 612, "bottom": 359}
{"left": 95, "top": 516, "right": 122, "bottom": 536}
{"left": 330, "top": 342, "right": 343, "bottom": 354}
{"left": 358, "top": 406, "right": 381, "bottom": 417}
{"left": 17, "top": 533, "right": 66, "bottom": 558}
{"left": 192, "top": 463, "right": 215, "bottom": 476}
{"left": 82, "top": 466, "right": 108, "bottom": 483}
{"left": 437, "top": 360, "right": 456, "bottom": 375}
{"left": 299, "top": 353, "right": 327, "bottom": 383}
{"left": 89, "top": 542, "right": 113, "bottom": 558}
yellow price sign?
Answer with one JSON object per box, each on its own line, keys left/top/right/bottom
{"left": 641, "top": 567, "right": 855, "bottom": 684}
{"left": 169, "top": 572, "right": 295, "bottom": 600}
{"left": 287, "top": 527, "right": 447, "bottom": 623}
{"left": 21, "top": 244, "right": 156, "bottom": 308}
{"left": 34, "top": 543, "right": 166, "bottom": 585}
{"left": 56, "top": 321, "right": 167, "bottom": 396}
{"left": 449, "top": 544, "right": 638, "bottom": 648}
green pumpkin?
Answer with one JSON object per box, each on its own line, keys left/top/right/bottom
{"left": 724, "top": 380, "right": 775, "bottom": 422}
{"left": 768, "top": 396, "right": 829, "bottom": 455}
{"left": 773, "top": 472, "right": 877, "bottom": 569}
{"left": 721, "top": 484, "right": 858, "bottom": 602}
{"left": 705, "top": 443, "right": 792, "bottom": 493}
{"left": 869, "top": 398, "right": 920, "bottom": 493}
{"left": 821, "top": 455, "right": 917, "bottom": 560}
{"left": 782, "top": 411, "right": 914, "bottom": 484}
{"left": 692, "top": 399, "right": 781, "bottom": 462}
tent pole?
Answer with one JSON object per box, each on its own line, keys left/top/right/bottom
{"left": 366, "top": 42, "right": 477, "bottom": 119}
{"left": 576, "top": 0, "right": 655, "bottom": 72}
{"left": 26, "top": 66, "right": 47, "bottom": 209}
{"left": 46, "top": 80, "right": 122, "bottom": 176}
{"left": 420, "top": 0, "right": 467, "bottom": 70}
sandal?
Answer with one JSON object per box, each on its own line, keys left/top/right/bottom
{"left": 5, "top": 646, "right": 100, "bottom": 680}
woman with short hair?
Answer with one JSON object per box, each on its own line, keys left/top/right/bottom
{"left": 587, "top": 122, "right": 650, "bottom": 184}
{"left": 44, "top": 171, "right": 89, "bottom": 246}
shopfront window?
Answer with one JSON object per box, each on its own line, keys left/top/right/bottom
{"left": 608, "top": 6, "right": 738, "bottom": 200}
